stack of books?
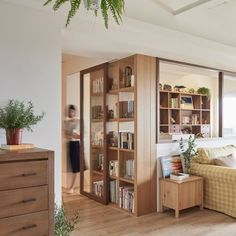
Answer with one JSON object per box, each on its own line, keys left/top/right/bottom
{"left": 109, "top": 180, "right": 117, "bottom": 203}
{"left": 170, "top": 98, "right": 179, "bottom": 108}
{"left": 119, "top": 186, "right": 134, "bottom": 213}
{"left": 170, "top": 173, "right": 189, "bottom": 182}
{"left": 92, "top": 77, "right": 104, "bottom": 94}
{"left": 119, "top": 132, "right": 134, "bottom": 150}
{"left": 109, "top": 160, "right": 118, "bottom": 177}
{"left": 125, "top": 159, "right": 134, "bottom": 180}
{"left": 93, "top": 154, "right": 104, "bottom": 171}
{"left": 93, "top": 180, "right": 104, "bottom": 197}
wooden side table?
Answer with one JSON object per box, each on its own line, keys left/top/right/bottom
{"left": 160, "top": 175, "right": 203, "bottom": 218}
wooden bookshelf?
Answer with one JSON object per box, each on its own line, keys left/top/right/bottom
{"left": 159, "top": 90, "right": 211, "bottom": 141}
{"left": 106, "top": 55, "right": 156, "bottom": 216}
{"left": 80, "top": 55, "right": 156, "bottom": 216}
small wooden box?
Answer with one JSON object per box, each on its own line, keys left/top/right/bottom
{"left": 160, "top": 175, "right": 203, "bottom": 218}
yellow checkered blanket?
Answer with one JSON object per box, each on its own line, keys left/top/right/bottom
{"left": 191, "top": 163, "right": 236, "bottom": 218}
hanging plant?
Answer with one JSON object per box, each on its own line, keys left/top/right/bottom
{"left": 44, "top": 0, "right": 125, "bottom": 29}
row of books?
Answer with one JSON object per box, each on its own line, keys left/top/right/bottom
{"left": 92, "top": 105, "right": 103, "bottom": 119}
{"left": 93, "top": 154, "right": 104, "bottom": 172}
{"left": 93, "top": 180, "right": 103, "bottom": 197}
{"left": 119, "top": 132, "right": 134, "bottom": 150}
{"left": 120, "top": 101, "right": 134, "bottom": 119}
{"left": 109, "top": 160, "right": 118, "bottom": 177}
{"left": 119, "top": 186, "right": 134, "bottom": 213}
{"left": 92, "top": 77, "right": 104, "bottom": 94}
{"left": 169, "top": 98, "right": 179, "bottom": 108}
{"left": 125, "top": 159, "right": 135, "bottom": 180}
{"left": 109, "top": 180, "right": 117, "bottom": 203}
{"left": 91, "top": 130, "right": 104, "bottom": 146}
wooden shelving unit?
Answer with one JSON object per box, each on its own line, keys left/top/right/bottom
{"left": 81, "top": 55, "right": 156, "bottom": 216}
{"left": 159, "top": 90, "right": 211, "bottom": 141}
{"left": 106, "top": 55, "right": 156, "bottom": 216}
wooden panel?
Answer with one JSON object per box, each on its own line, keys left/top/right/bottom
{"left": 0, "top": 211, "right": 48, "bottom": 236}
{"left": 0, "top": 160, "right": 48, "bottom": 191}
{"left": 0, "top": 186, "right": 48, "bottom": 219}
{"left": 162, "top": 181, "right": 177, "bottom": 209}
{"left": 179, "top": 180, "right": 203, "bottom": 210}
{"left": 48, "top": 151, "right": 54, "bottom": 236}
{"left": 136, "top": 55, "right": 157, "bottom": 216}
{"left": 0, "top": 148, "right": 49, "bottom": 162}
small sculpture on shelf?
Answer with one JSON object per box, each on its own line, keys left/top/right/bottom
{"left": 123, "top": 66, "right": 132, "bottom": 87}
{"left": 170, "top": 117, "right": 176, "bottom": 124}
{"left": 108, "top": 109, "right": 114, "bottom": 119}
{"left": 181, "top": 127, "right": 191, "bottom": 134}
{"left": 163, "top": 84, "right": 172, "bottom": 91}
{"left": 174, "top": 85, "right": 186, "bottom": 93}
{"left": 188, "top": 88, "right": 195, "bottom": 94}
{"left": 159, "top": 83, "right": 163, "bottom": 91}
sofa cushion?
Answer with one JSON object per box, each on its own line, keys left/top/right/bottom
{"left": 214, "top": 153, "right": 236, "bottom": 168}
{"left": 196, "top": 145, "right": 236, "bottom": 164}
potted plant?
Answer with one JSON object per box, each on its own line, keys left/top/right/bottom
{"left": 44, "top": 0, "right": 125, "bottom": 29}
{"left": 55, "top": 204, "right": 79, "bottom": 236}
{"left": 0, "top": 99, "right": 45, "bottom": 145}
{"left": 179, "top": 136, "right": 198, "bottom": 173}
{"left": 197, "top": 87, "right": 210, "bottom": 97}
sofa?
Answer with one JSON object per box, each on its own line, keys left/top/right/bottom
{"left": 190, "top": 145, "right": 236, "bottom": 218}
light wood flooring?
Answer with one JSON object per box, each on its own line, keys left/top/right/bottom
{"left": 63, "top": 192, "right": 236, "bottom": 236}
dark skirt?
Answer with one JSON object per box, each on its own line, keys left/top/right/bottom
{"left": 69, "top": 141, "right": 80, "bottom": 173}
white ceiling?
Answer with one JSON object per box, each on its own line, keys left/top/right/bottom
{"left": 4, "top": 0, "right": 236, "bottom": 68}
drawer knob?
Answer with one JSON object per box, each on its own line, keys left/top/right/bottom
{"left": 22, "top": 198, "right": 36, "bottom": 203}
{"left": 22, "top": 172, "right": 36, "bottom": 177}
{"left": 22, "top": 224, "right": 37, "bottom": 230}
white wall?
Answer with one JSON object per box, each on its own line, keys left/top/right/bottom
{"left": 0, "top": 2, "right": 62, "bottom": 203}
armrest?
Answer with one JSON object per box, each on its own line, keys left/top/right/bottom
{"left": 190, "top": 163, "right": 236, "bottom": 184}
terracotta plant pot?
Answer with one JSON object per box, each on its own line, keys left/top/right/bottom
{"left": 6, "top": 128, "right": 23, "bottom": 145}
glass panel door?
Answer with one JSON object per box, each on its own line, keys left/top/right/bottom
{"left": 80, "top": 64, "right": 107, "bottom": 204}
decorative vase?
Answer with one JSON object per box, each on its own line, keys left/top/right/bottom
{"left": 6, "top": 128, "right": 23, "bottom": 145}
{"left": 180, "top": 155, "right": 191, "bottom": 174}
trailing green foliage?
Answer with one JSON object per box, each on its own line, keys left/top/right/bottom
{"left": 0, "top": 100, "right": 45, "bottom": 131}
{"left": 44, "top": 0, "right": 125, "bottom": 29}
{"left": 55, "top": 204, "right": 79, "bottom": 236}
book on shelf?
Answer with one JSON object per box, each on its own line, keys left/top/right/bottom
{"left": 108, "top": 131, "right": 118, "bottom": 148}
{"left": 92, "top": 105, "right": 103, "bottom": 119}
{"left": 109, "top": 160, "right": 118, "bottom": 177}
{"left": 119, "top": 132, "right": 134, "bottom": 150}
{"left": 92, "top": 129, "right": 104, "bottom": 146}
{"left": 92, "top": 77, "right": 104, "bottom": 94}
{"left": 110, "top": 180, "right": 117, "bottom": 203}
{"left": 119, "top": 186, "right": 134, "bottom": 213}
{"left": 120, "top": 101, "right": 134, "bottom": 118}
{"left": 93, "top": 180, "right": 104, "bottom": 197}
{"left": 170, "top": 98, "right": 178, "bottom": 108}
{"left": 92, "top": 153, "right": 104, "bottom": 172}
{"left": 124, "top": 159, "right": 134, "bottom": 180}
{"left": 170, "top": 173, "right": 189, "bottom": 182}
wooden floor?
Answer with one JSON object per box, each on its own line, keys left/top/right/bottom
{"left": 63, "top": 192, "right": 236, "bottom": 236}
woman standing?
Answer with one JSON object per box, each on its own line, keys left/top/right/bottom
{"left": 65, "top": 105, "right": 80, "bottom": 194}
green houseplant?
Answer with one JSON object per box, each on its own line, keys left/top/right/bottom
{"left": 179, "top": 136, "right": 198, "bottom": 173}
{"left": 55, "top": 204, "right": 79, "bottom": 236}
{"left": 44, "top": 0, "right": 125, "bottom": 29}
{"left": 0, "top": 100, "right": 45, "bottom": 145}
{"left": 197, "top": 87, "right": 210, "bottom": 97}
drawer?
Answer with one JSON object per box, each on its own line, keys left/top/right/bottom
{"left": 0, "top": 211, "right": 48, "bottom": 236}
{"left": 0, "top": 186, "right": 48, "bottom": 219}
{"left": 0, "top": 160, "right": 48, "bottom": 190}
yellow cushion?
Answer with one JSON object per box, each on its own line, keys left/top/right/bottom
{"left": 196, "top": 145, "right": 236, "bottom": 164}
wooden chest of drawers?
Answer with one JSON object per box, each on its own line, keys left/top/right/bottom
{"left": 0, "top": 148, "right": 54, "bottom": 236}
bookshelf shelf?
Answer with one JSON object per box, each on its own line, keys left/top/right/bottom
{"left": 119, "top": 148, "right": 134, "bottom": 153}
{"left": 108, "top": 89, "right": 119, "bottom": 95}
{"left": 109, "top": 175, "right": 118, "bottom": 180}
{"left": 108, "top": 147, "right": 119, "bottom": 151}
{"left": 91, "top": 119, "right": 103, "bottom": 123}
{"left": 119, "top": 118, "right": 134, "bottom": 122}
{"left": 92, "top": 92, "right": 104, "bottom": 96}
{"left": 107, "top": 118, "right": 118, "bottom": 122}
{"left": 93, "top": 170, "right": 104, "bottom": 176}
{"left": 119, "top": 86, "right": 134, "bottom": 93}
{"left": 158, "top": 90, "right": 211, "bottom": 141}
{"left": 120, "top": 177, "right": 135, "bottom": 184}
{"left": 91, "top": 145, "right": 104, "bottom": 149}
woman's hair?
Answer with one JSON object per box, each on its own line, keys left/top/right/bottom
{"left": 68, "top": 104, "right": 76, "bottom": 111}
{"left": 68, "top": 104, "right": 76, "bottom": 118}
